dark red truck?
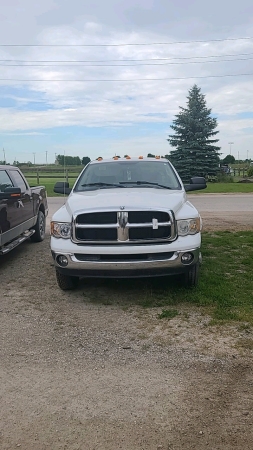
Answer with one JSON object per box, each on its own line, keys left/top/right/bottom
{"left": 0, "top": 165, "right": 48, "bottom": 255}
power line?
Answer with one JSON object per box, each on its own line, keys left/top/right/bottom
{"left": 1, "top": 72, "right": 253, "bottom": 82}
{"left": 1, "top": 52, "right": 253, "bottom": 63}
{"left": 1, "top": 56, "right": 253, "bottom": 67}
{"left": 0, "top": 36, "right": 253, "bottom": 47}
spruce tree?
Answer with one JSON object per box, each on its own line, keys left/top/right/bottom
{"left": 167, "top": 85, "right": 220, "bottom": 182}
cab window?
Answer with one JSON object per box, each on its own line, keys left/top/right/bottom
{"left": 0, "top": 170, "right": 13, "bottom": 192}
{"left": 9, "top": 170, "right": 28, "bottom": 192}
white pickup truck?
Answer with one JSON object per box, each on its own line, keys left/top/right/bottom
{"left": 50, "top": 157, "right": 206, "bottom": 290}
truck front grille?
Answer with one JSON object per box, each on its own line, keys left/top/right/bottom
{"left": 74, "top": 252, "right": 174, "bottom": 261}
{"left": 73, "top": 210, "right": 176, "bottom": 245}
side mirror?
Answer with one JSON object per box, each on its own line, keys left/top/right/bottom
{"left": 53, "top": 181, "right": 71, "bottom": 195}
{"left": 0, "top": 186, "right": 21, "bottom": 199}
{"left": 184, "top": 177, "right": 207, "bottom": 192}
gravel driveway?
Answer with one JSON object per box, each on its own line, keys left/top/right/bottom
{"left": 1, "top": 195, "right": 253, "bottom": 450}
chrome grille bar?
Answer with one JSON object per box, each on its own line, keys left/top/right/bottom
{"left": 72, "top": 209, "right": 177, "bottom": 244}
{"left": 75, "top": 221, "right": 171, "bottom": 229}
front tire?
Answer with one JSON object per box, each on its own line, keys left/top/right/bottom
{"left": 30, "top": 210, "right": 45, "bottom": 242}
{"left": 55, "top": 269, "right": 79, "bottom": 290}
{"left": 183, "top": 263, "right": 199, "bottom": 288}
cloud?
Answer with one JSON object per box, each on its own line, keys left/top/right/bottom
{"left": 1, "top": 26, "right": 253, "bottom": 127}
{"left": 1, "top": 1, "right": 253, "bottom": 161}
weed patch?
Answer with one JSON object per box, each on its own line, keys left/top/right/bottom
{"left": 158, "top": 309, "right": 179, "bottom": 320}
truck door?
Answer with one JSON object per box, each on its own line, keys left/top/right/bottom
{"left": 0, "top": 169, "right": 20, "bottom": 231}
{"left": 8, "top": 169, "right": 34, "bottom": 223}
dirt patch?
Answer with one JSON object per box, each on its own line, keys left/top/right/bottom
{"left": 0, "top": 215, "right": 253, "bottom": 450}
{"left": 202, "top": 212, "right": 253, "bottom": 231}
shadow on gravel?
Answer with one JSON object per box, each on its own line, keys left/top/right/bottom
{"left": 78, "top": 275, "right": 185, "bottom": 308}
{"left": 0, "top": 240, "right": 32, "bottom": 268}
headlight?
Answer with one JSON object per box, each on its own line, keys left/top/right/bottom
{"left": 51, "top": 222, "right": 72, "bottom": 239}
{"left": 177, "top": 217, "right": 201, "bottom": 236}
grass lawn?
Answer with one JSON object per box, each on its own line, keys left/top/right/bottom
{"left": 86, "top": 232, "right": 253, "bottom": 325}
{"left": 194, "top": 182, "right": 253, "bottom": 194}
{"left": 28, "top": 178, "right": 75, "bottom": 196}
{"left": 190, "top": 231, "right": 253, "bottom": 323}
{"left": 141, "top": 231, "right": 253, "bottom": 324}
{"left": 23, "top": 172, "right": 80, "bottom": 178}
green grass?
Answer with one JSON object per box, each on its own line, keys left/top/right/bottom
{"left": 24, "top": 172, "right": 79, "bottom": 178}
{"left": 84, "top": 231, "right": 253, "bottom": 325}
{"left": 27, "top": 177, "right": 75, "bottom": 196}
{"left": 194, "top": 182, "right": 253, "bottom": 194}
{"left": 154, "top": 231, "right": 253, "bottom": 324}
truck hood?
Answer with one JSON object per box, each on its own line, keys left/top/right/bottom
{"left": 65, "top": 187, "right": 187, "bottom": 216}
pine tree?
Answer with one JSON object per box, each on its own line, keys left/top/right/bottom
{"left": 167, "top": 85, "right": 220, "bottom": 182}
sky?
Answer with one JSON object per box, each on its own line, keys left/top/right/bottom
{"left": 1, "top": 0, "right": 253, "bottom": 164}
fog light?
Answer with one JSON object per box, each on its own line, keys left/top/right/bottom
{"left": 181, "top": 252, "right": 194, "bottom": 264}
{"left": 56, "top": 255, "right": 68, "bottom": 267}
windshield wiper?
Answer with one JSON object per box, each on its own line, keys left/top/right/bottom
{"left": 81, "top": 182, "right": 124, "bottom": 188}
{"left": 119, "top": 181, "right": 172, "bottom": 189}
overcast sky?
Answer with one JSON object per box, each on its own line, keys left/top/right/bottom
{"left": 1, "top": 0, "right": 253, "bottom": 164}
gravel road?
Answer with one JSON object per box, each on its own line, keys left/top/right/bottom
{"left": 1, "top": 194, "right": 253, "bottom": 450}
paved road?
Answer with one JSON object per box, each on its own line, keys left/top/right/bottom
{"left": 188, "top": 193, "right": 253, "bottom": 212}
{"left": 46, "top": 193, "right": 253, "bottom": 231}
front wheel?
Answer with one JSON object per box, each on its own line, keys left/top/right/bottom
{"left": 183, "top": 263, "right": 199, "bottom": 288}
{"left": 55, "top": 269, "right": 79, "bottom": 290}
{"left": 30, "top": 210, "right": 46, "bottom": 242}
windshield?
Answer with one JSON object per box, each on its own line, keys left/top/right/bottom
{"left": 74, "top": 161, "right": 181, "bottom": 191}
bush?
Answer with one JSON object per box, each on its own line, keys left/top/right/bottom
{"left": 248, "top": 167, "right": 253, "bottom": 177}
{"left": 216, "top": 173, "right": 234, "bottom": 183}
{"left": 206, "top": 174, "right": 218, "bottom": 182}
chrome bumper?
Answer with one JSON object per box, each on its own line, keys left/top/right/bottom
{"left": 52, "top": 248, "right": 201, "bottom": 278}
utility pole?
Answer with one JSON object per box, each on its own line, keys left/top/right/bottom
{"left": 228, "top": 142, "right": 234, "bottom": 155}
{"left": 33, "top": 152, "right": 36, "bottom": 165}
{"left": 3, "top": 148, "right": 6, "bottom": 164}
{"left": 247, "top": 150, "right": 249, "bottom": 160}
{"left": 45, "top": 151, "right": 48, "bottom": 165}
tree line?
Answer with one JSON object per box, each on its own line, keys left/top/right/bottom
{"left": 56, "top": 155, "right": 91, "bottom": 166}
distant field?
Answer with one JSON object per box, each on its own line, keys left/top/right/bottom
{"left": 23, "top": 172, "right": 80, "bottom": 178}
{"left": 194, "top": 182, "right": 253, "bottom": 194}
{"left": 25, "top": 176, "right": 253, "bottom": 196}
{"left": 27, "top": 178, "right": 75, "bottom": 196}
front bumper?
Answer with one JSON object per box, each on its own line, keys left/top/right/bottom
{"left": 51, "top": 247, "right": 201, "bottom": 278}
